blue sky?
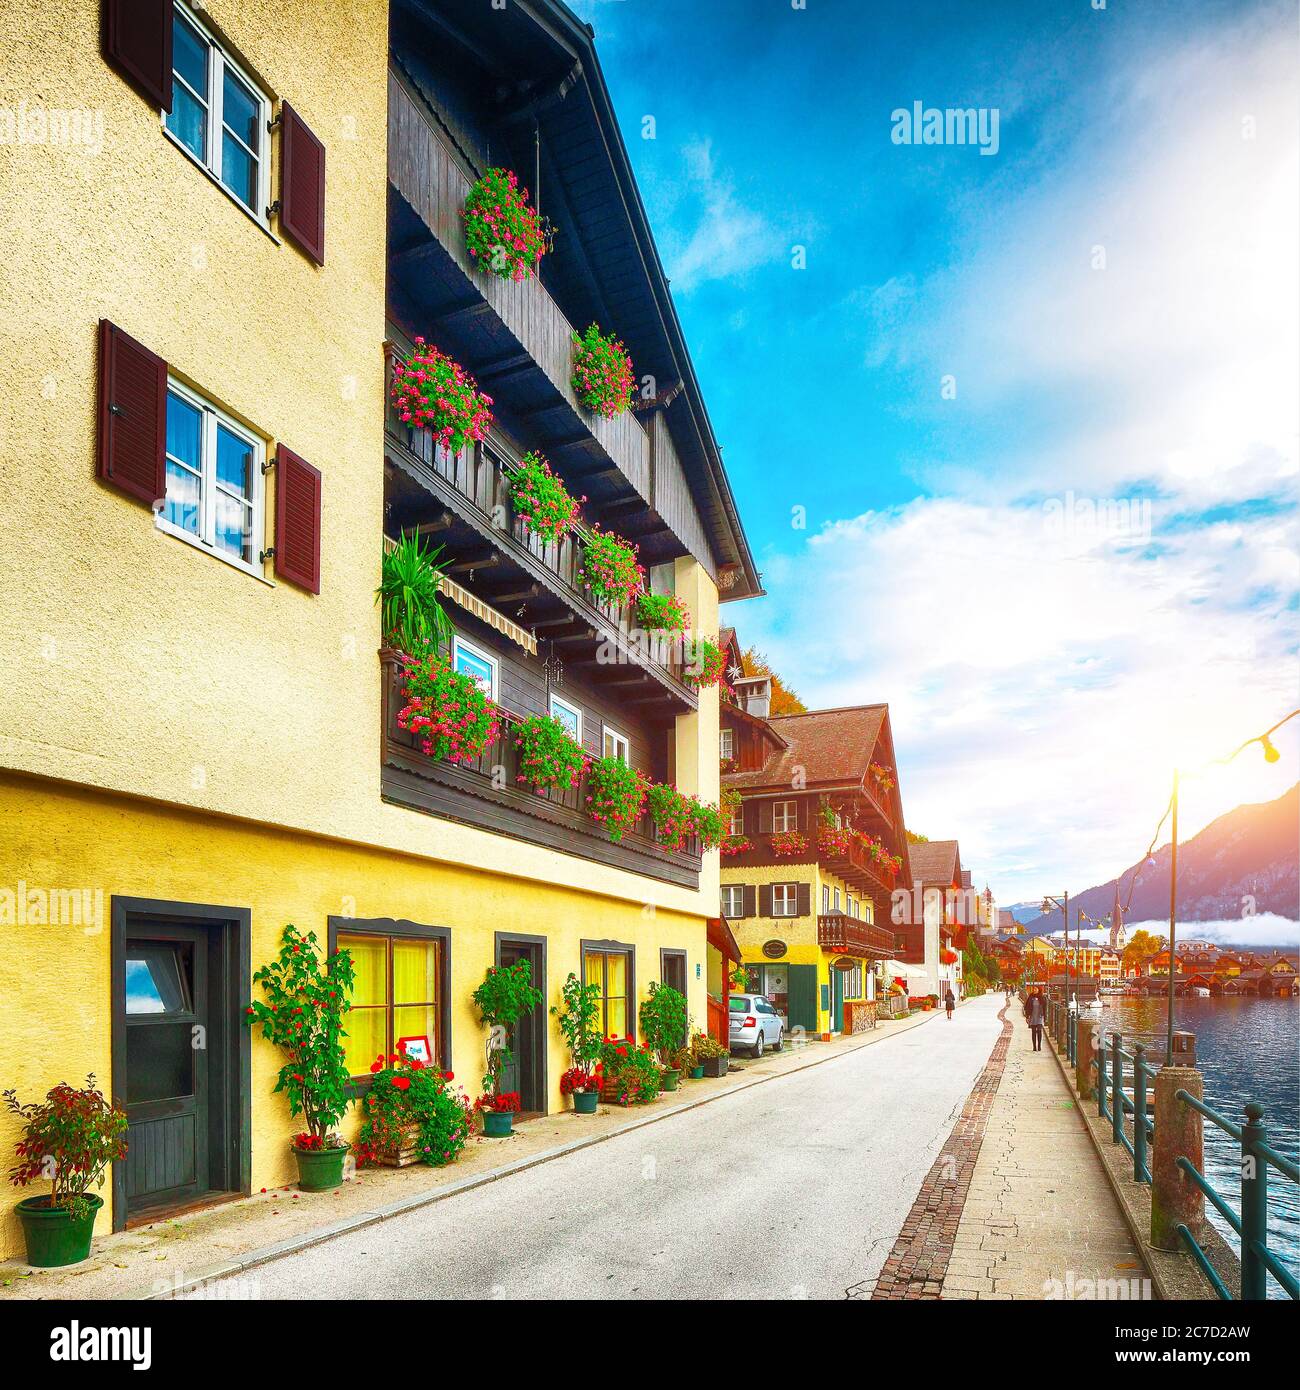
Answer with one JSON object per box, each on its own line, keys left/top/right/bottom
{"left": 573, "top": 0, "right": 1300, "bottom": 904}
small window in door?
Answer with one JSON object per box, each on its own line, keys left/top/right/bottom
{"left": 603, "top": 726, "right": 630, "bottom": 763}
{"left": 125, "top": 946, "right": 191, "bottom": 1015}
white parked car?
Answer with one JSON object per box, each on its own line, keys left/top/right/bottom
{"left": 728, "top": 993, "right": 784, "bottom": 1057}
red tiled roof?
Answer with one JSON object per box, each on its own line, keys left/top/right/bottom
{"left": 906, "top": 839, "right": 961, "bottom": 886}
{"left": 721, "top": 704, "right": 888, "bottom": 789}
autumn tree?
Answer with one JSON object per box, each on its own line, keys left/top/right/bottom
{"left": 740, "top": 646, "right": 807, "bottom": 716}
{"left": 1122, "top": 929, "right": 1165, "bottom": 976}
{"left": 905, "top": 830, "right": 929, "bottom": 844}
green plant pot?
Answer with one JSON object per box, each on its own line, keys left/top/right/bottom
{"left": 16, "top": 1193, "right": 102, "bottom": 1268}
{"left": 482, "top": 1109, "right": 514, "bottom": 1138}
{"left": 660, "top": 1068, "right": 681, "bottom": 1092}
{"left": 294, "top": 1143, "right": 349, "bottom": 1192}
{"left": 689, "top": 1065, "right": 705, "bottom": 1079}
{"left": 572, "top": 1090, "right": 599, "bottom": 1115}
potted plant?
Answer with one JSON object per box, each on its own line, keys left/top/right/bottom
{"left": 3, "top": 1075, "right": 127, "bottom": 1268}
{"left": 472, "top": 960, "right": 544, "bottom": 1136}
{"left": 396, "top": 650, "right": 500, "bottom": 764}
{"left": 691, "top": 1030, "right": 729, "bottom": 1078}
{"left": 571, "top": 322, "right": 635, "bottom": 418}
{"left": 667, "top": 1045, "right": 697, "bottom": 1081}
{"left": 635, "top": 591, "right": 690, "bottom": 634}
{"left": 584, "top": 755, "right": 647, "bottom": 842}
{"left": 247, "top": 925, "right": 356, "bottom": 1191}
{"left": 474, "top": 1091, "right": 521, "bottom": 1137}
{"left": 577, "top": 524, "right": 644, "bottom": 607}
{"left": 645, "top": 782, "right": 694, "bottom": 852}
{"left": 597, "top": 1038, "right": 660, "bottom": 1105}
{"left": 551, "top": 972, "right": 603, "bottom": 1114}
{"left": 639, "top": 981, "right": 688, "bottom": 1091}
{"left": 770, "top": 829, "right": 808, "bottom": 857}
{"left": 515, "top": 713, "right": 587, "bottom": 794}
{"left": 391, "top": 339, "right": 494, "bottom": 455}
{"left": 461, "top": 167, "right": 546, "bottom": 281}
{"left": 683, "top": 636, "right": 728, "bottom": 689}
{"left": 376, "top": 531, "right": 454, "bottom": 659}
{"left": 354, "top": 1055, "right": 473, "bottom": 1169}
{"left": 508, "top": 451, "right": 583, "bottom": 543}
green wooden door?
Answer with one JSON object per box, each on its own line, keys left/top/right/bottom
{"left": 787, "top": 965, "right": 818, "bottom": 1035}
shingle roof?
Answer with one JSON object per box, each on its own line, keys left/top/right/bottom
{"left": 721, "top": 704, "right": 888, "bottom": 789}
{"left": 906, "top": 839, "right": 961, "bottom": 886}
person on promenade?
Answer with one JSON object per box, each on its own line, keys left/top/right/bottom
{"left": 944, "top": 987, "right": 956, "bottom": 1020}
{"left": 1024, "top": 988, "right": 1045, "bottom": 1051}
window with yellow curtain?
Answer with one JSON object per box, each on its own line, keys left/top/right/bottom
{"left": 585, "top": 948, "right": 631, "bottom": 1041}
{"left": 337, "top": 932, "right": 440, "bottom": 1077}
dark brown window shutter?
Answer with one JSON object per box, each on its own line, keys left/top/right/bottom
{"left": 102, "top": 0, "right": 173, "bottom": 111}
{"left": 97, "top": 319, "right": 166, "bottom": 507}
{"left": 758, "top": 801, "right": 773, "bottom": 834}
{"left": 280, "top": 103, "right": 326, "bottom": 265}
{"left": 797, "top": 883, "right": 812, "bottom": 917}
{"left": 758, "top": 884, "right": 772, "bottom": 917}
{"left": 795, "top": 797, "right": 807, "bottom": 829}
{"left": 742, "top": 885, "right": 757, "bottom": 919}
{"left": 275, "top": 447, "right": 321, "bottom": 593}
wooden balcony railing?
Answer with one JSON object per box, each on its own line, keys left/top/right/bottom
{"left": 387, "top": 69, "right": 651, "bottom": 502}
{"left": 384, "top": 340, "right": 691, "bottom": 701}
{"left": 379, "top": 657, "right": 702, "bottom": 888}
{"left": 817, "top": 912, "right": 895, "bottom": 960}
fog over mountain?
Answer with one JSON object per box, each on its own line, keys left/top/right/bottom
{"left": 1021, "top": 786, "right": 1298, "bottom": 937}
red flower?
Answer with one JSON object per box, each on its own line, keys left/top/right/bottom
{"left": 392, "top": 1076, "right": 411, "bottom": 1092}
{"left": 369, "top": 1061, "right": 383, "bottom": 1074}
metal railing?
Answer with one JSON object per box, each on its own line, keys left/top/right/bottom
{"left": 1050, "top": 1007, "right": 1297, "bottom": 1302}
{"left": 1173, "top": 1092, "right": 1299, "bottom": 1302}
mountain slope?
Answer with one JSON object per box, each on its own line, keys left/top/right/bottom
{"left": 1021, "top": 784, "right": 1299, "bottom": 935}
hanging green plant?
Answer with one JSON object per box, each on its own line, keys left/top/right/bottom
{"left": 584, "top": 755, "right": 647, "bottom": 842}
{"left": 397, "top": 653, "right": 500, "bottom": 764}
{"left": 461, "top": 167, "right": 547, "bottom": 282}
{"left": 645, "top": 783, "right": 695, "bottom": 851}
{"left": 514, "top": 713, "right": 588, "bottom": 793}
{"left": 508, "top": 451, "right": 584, "bottom": 543}
{"left": 571, "top": 323, "right": 636, "bottom": 418}
{"left": 377, "top": 533, "right": 454, "bottom": 657}
{"left": 689, "top": 797, "right": 727, "bottom": 850}
{"left": 577, "top": 524, "right": 644, "bottom": 607}
{"left": 391, "top": 339, "right": 494, "bottom": 455}
{"left": 635, "top": 591, "right": 690, "bottom": 634}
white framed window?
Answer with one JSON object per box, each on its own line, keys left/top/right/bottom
{"left": 772, "top": 799, "right": 797, "bottom": 832}
{"left": 822, "top": 884, "right": 830, "bottom": 913}
{"left": 164, "top": 1, "right": 272, "bottom": 223}
{"left": 719, "top": 728, "right": 734, "bottom": 761}
{"left": 772, "top": 883, "right": 799, "bottom": 918}
{"left": 603, "top": 726, "right": 630, "bottom": 764}
{"left": 727, "top": 804, "right": 743, "bottom": 837}
{"left": 833, "top": 887, "right": 841, "bottom": 912}
{"left": 549, "top": 694, "right": 582, "bottom": 742}
{"left": 452, "top": 636, "right": 498, "bottom": 700}
{"left": 160, "top": 379, "right": 264, "bottom": 575}
{"left": 720, "top": 884, "right": 744, "bottom": 918}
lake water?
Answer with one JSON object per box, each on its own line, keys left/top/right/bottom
{"left": 1096, "top": 995, "right": 1298, "bottom": 1299}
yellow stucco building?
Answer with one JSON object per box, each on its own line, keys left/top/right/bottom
{"left": 0, "top": 0, "right": 760, "bottom": 1254}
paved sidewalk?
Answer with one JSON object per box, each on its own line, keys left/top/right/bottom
{"left": 1, "top": 1006, "right": 937, "bottom": 1301}
{"left": 940, "top": 1003, "right": 1149, "bottom": 1300}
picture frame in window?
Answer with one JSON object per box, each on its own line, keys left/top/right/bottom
{"left": 397, "top": 1034, "right": 432, "bottom": 1065}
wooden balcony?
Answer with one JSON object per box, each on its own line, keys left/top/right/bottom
{"left": 379, "top": 657, "right": 702, "bottom": 888}
{"left": 818, "top": 832, "right": 900, "bottom": 897}
{"left": 817, "top": 913, "right": 895, "bottom": 960}
{"left": 387, "top": 67, "right": 651, "bottom": 505}
{"left": 384, "top": 337, "right": 695, "bottom": 712}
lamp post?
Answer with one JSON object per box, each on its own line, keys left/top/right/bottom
{"left": 1041, "top": 891, "right": 1069, "bottom": 1011}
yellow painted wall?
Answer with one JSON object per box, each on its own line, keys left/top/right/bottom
{"left": 0, "top": 771, "right": 710, "bottom": 1257}
{"left": 0, "top": 0, "right": 719, "bottom": 923}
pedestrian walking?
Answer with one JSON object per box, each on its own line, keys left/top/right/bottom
{"left": 944, "top": 987, "right": 955, "bottom": 1020}
{"left": 1024, "top": 987, "right": 1045, "bottom": 1051}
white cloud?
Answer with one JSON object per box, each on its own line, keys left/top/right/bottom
{"left": 1074, "top": 917, "right": 1299, "bottom": 949}
{"left": 656, "top": 136, "right": 780, "bottom": 293}
{"left": 741, "top": 10, "right": 1300, "bottom": 903}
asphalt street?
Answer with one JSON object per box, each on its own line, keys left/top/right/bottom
{"left": 197, "top": 993, "right": 1005, "bottom": 1300}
